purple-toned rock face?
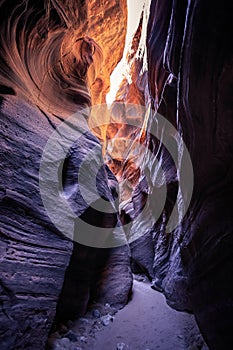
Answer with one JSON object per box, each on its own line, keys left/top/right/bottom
{"left": 0, "top": 95, "right": 132, "bottom": 349}
{"left": 146, "top": 0, "right": 233, "bottom": 348}
{"left": 0, "top": 97, "right": 73, "bottom": 350}
{"left": 0, "top": 1, "right": 131, "bottom": 349}
{"left": 0, "top": 0, "right": 232, "bottom": 349}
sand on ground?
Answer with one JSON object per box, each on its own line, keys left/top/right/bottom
{"left": 90, "top": 280, "right": 207, "bottom": 350}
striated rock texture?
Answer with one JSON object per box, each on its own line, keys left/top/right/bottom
{"left": 106, "top": 1, "right": 233, "bottom": 349}
{"left": 0, "top": 95, "right": 132, "bottom": 350}
{"left": 146, "top": 0, "right": 233, "bottom": 348}
{"left": 0, "top": 1, "right": 131, "bottom": 349}
{"left": 87, "top": 0, "right": 127, "bottom": 104}
{"left": 104, "top": 12, "right": 149, "bottom": 200}
{"left": 1, "top": 0, "right": 232, "bottom": 349}
{"left": 0, "top": 97, "right": 73, "bottom": 350}
{"left": 0, "top": 0, "right": 127, "bottom": 114}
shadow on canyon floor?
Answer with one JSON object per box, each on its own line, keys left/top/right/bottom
{"left": 48, "top": 276, "right": 209, "bottom": 350}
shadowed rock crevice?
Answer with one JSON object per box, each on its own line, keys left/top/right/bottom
{"left": 146, "top": 0, "right": 233, "bottom": 348}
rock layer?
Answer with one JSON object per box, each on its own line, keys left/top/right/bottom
{"left": 0, "top": 0, "right": 232, "bottom": 349}
{"left": 0, "top": 1, "right": 131, "bottom": 349}
{"left": 87, "top": 0, "right": 127, "bottom": 104}
{"left": 0, "top": 97, "right": 73, "bottom": 350}
{"left": 146, "top": 1, "right": 233, "bottom": 348}
{"left": 107, "top": 1, "right": 233, "bottom": 348}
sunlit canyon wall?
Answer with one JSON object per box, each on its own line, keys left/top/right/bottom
{"left": 0, "top": 1, "right": 132, "bottom": 349}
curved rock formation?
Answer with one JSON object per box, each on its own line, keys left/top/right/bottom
{"left": 0, "top": 1, "right": 131, "bottom": 349}
{"left": 104, "top": 1, "right": 233, "bottom": 348}
{"left": 0, "top": 0, "right": 127, "bottom": 114}
{"left": 0, "top": 97, "right": 73, "bottom": 350}
{"left": 87, "top": 0, "right": 127, "bottom": 104}
{"left": 146, "top": 1, "right": 233, "bottom": 348}
{"left": 0, "top": 0, "right": 232, "bottom": 349}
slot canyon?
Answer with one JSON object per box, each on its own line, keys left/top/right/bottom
{"left": 0, "top": 0, "right": 232, "bottom": 349}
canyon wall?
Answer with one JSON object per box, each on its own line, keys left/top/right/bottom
{"left": 0, "top": 0, "right": 232, "bottom": 349}
{"left": 145, "top": 0, "right": 233, "bottom": 348}
{"left": 106, "top": 1, "right": 233, "bottom": 349}
{"left": 0, "top": 1, "right": 131, "bottom": 349}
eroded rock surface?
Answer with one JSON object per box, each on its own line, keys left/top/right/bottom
{"left": 146, "top": 1, "right": 233, "bottom": 348}
{"left": 106, "top": 1, "right": 233, "bottom": 349}
{"left": 0, "top": 97, "right": 73, "bottom": 349}
{"left": 87, "top": 0, "right": 127, "bottom": 104}
{"left": 0, "top": 1, "right": 131, "bottom": 349}
{"left": 0, "top": 0, "right": 232, "bottom": 349}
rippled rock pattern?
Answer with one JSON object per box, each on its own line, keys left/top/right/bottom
{"left": 0, "top": 0, "right": 127, "bottom": 114}
{"left": 104, "top": 1, "right": 233, "bottom": 348}
{"left": 0, "top": 0, "right": 232, "bottom": 349}
{"left": 87, "top": 0, "right": 127, "bottom": 104}
{"left": 0, "top": 1, "right": 131, "bottom": 349}
{"left": 146, "top": 1, "right": 233, "bottom": 348}
{"left": 0, "top": 97, "right": 73, "bottom": 349}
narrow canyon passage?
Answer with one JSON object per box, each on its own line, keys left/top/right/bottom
{"left": 0, "top": 1, "right": 232, "bottom": 350}
{"left": 86, "top": 279, "right": 208, "bottom": 350}
{"left": 48, "top": 277, "right": 208, "bottom": 350}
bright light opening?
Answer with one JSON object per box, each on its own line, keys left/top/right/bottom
{"left": 106, "top": 0, "right": 145, "bottom": 105}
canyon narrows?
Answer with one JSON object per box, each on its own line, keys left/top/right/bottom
{"left": 0, "top": 1, "right": 232, "bottom": 350}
